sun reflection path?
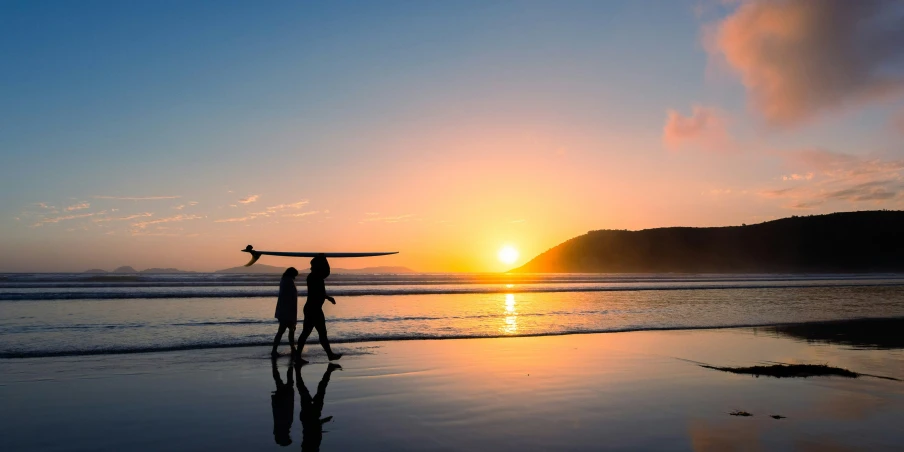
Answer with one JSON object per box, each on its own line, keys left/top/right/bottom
{"left": 503, "top": 293, "right": 517, "bottom": 334}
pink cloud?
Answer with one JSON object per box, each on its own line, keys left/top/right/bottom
{"left": 662, "top": 105, "right": 733, "bottom": 152}
{"left": 709, "top": 0, "right": 904, "bottom": 126}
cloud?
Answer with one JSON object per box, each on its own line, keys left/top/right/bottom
{"left": 824, "top": 180, "right": 899, "bottom": 201}
{"left": 65, "top": 202, "right": 90, "bottom": 211}
{"left": 94, "top": 195, "right": 181, "bottom": 200}
{"left": 786, "top": 149, "right": 904, "bottom": 177}
{"left": 283, "top": 211, "right": 319, "bottom": 218}
{"left": 789, "top": 200, "right": 824, "bottom": 209}
{"left": 36, "top": 202, "right": 55, "bottom": 209}
{"left": 238, "top": 195, "right": 259, "bottom": 204}
{"left": 214, "top": 216, "right": 256, "bottom": 223}
{"left": 759, "top": 149, "right": 904, "bottom": 207}
{"left": 361, "top": 214, "right": 415, "bottom": 223}
{"left": 782, "top": 173, "right": 814, "bottom": 181}
{"left": 709, "top": 0, "right": 904, "bottom": 126}
{"left": 759, "top": 187, "right": 795, "bottom": 198}
{"left": 32, "top": 212, "right": 101, "bottom": 227}
{"left": 265, "top": 200, "right": 309, "bottom": 212}
{"left": 662, "top": 105, "right": 733, "bottom": 152}
{"left": 93, "top": 213, "right": 154, "bottom": 222}
{"left": 130, "top": 214, "right": 202, "bottom": 232}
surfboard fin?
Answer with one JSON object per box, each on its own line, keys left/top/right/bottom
{"left": 242, "top": 245, "right": 262, "bottom": 267}
{"left": 244, "top": 252, "right": 262, "bottom": 267}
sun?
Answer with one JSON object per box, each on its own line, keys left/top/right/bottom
{"left": 498, "top": 246, "right": 519, "bottom": 265}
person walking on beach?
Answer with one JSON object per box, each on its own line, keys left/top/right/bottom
{"left": 296, "top": 255, "right": 342, "bottom": 362}
{"left": 272, "top": 267, "right": 300, "bottom": 358}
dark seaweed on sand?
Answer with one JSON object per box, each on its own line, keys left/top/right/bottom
{"left": 729, "top": 411, "right": 752, "bottom": 417}
{"left": 700, "top": 363, "right": 900, "bottom": 381}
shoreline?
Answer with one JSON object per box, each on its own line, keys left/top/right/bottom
{"left": 4, "top": 315, "right": 904, "bottom": 359}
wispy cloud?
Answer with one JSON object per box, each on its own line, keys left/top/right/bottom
{"left": 32, "top": 212, "right": 102, "bottom": 227}
{"left": 214, "top": 216, "right": 257, "bottom": 223}
{"left": 36, "top": 202, "right": 55, "bottom": 209}
{"left": 283, "top": 211, "right": 319, "bottom": 218}
{"left": 758, "top": 149, "right": 904, "bottom": 208}
{"left": 94, "top": 195, "right": 181, "bottom": 200}
{"left": 217, "top": 200, "right": 312, "bottom": 222}
{"left": 94, "top": 213, "right": 154, "bottom": 222}
{"left": 361, "top": 214, "right": 415, "bottom": 223}
{"left": 131, "top": 214, "right": 202, "bottom": 232}
{"left": 265, "top": 200, "right": 309, "bottom": 212}
{"left": 65, "top": 202, "right": 90, "bottom": 211}
{"left": 782, "top": 173, "right": 814, "bottom": 181}
{"left": 238, "top": 195, "right": 259, "bottom": 204}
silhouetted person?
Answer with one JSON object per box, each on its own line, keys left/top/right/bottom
{"left": 272, "top": 267, "right": 299, "bottom": 358}
{"left": 295, "top": 362, "right": 341, "bottom": 452}
{"left": 296, "top": 256, "right": 341, "bottom": 362}
{"left": 271, "top": 357, "right": 295, "bottom": 446}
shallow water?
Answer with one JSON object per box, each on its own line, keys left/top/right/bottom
{"left": 3, "top": 273, "right": 904, "bottom": 358}
{"left": 1, "top": 327, "right": 902, "bottom": 451}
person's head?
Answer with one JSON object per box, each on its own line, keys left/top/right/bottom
{"left": 282, "top": 267, "right": 299, "bottom": 280}
{"left": 309, "top": 255, "right": 330, "bottom": 278}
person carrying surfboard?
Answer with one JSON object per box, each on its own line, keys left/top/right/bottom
{"left": 296, "top": 255, "right": 342, "bottom": 362}
{"left": 271, "top": 267, "right": 300, "bottom": 357}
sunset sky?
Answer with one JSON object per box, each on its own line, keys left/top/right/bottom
{"left": 2, "top": 0, "right": 904, "bottom": 272}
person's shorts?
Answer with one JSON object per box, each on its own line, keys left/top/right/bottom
{"left": 278, "top": 320, "right": 296, "bottom": 329}
{"left": 302, "top": 309, "right": 326, "bottom": 328}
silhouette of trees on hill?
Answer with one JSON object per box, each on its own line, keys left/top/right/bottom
{"left": 514, "top": 211, "right": 904, "bottom": 273}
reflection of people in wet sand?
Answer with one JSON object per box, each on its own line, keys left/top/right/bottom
{"left": 270, "top": 358, "right": 295, "bottom": 446}
{"left": 296, "top": 256, "right": 342, "bottom": 362}
{"left": 295, "top": 362, "right": 341, "bottom": 452}
{"left": 272, "top": 267, "right": 300, "bottom": 358}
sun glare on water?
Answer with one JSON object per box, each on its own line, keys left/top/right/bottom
{"left": 498, "top": 246, "right": 519, "bottom": 265}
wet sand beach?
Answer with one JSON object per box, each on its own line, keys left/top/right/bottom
{"left": 2, "top": 321, "right": 903, "bottom": 451}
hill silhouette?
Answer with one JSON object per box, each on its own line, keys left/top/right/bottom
{"left": 513, "top": 211, "right": 904, "bottom": 273}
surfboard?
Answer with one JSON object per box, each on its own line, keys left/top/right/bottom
{"left": 241, "top": 245, "right": 398, "bottom": 266}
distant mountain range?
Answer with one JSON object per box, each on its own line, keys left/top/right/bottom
{"left": 513, "top": 211, "right": 904, "bottom": 273}
{"left": 83, "top": 266, "right": 192, "bottom": 274}
{"left": 83, "top": 264, "right": 415, "bottom": 274}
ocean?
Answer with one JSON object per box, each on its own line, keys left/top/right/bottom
{"left": 2, "top": 272, "right": 904, "bottom": 358}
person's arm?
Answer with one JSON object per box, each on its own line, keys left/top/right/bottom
{"left": 322, "top": 280, "right": 335, "bottom": 304}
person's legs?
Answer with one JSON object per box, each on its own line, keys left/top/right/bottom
{"left": 296, "top": 319, "right": 315, "bottom": 362}
{"left": 288, "top": 325, "right": 297, "bottom": 354}
{"left": 314, "top": 321, "right": 341, "bottom": 360}
{"left": 272, "top": 323, "right": 287, "bottom": 356}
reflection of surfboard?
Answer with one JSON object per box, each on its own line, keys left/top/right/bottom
{"left": 241, "top": 245, "right": 398, "bottom": 266}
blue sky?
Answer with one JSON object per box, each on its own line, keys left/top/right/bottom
{"left": 2, "top": 0, "right": 903, "bottom": 271}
